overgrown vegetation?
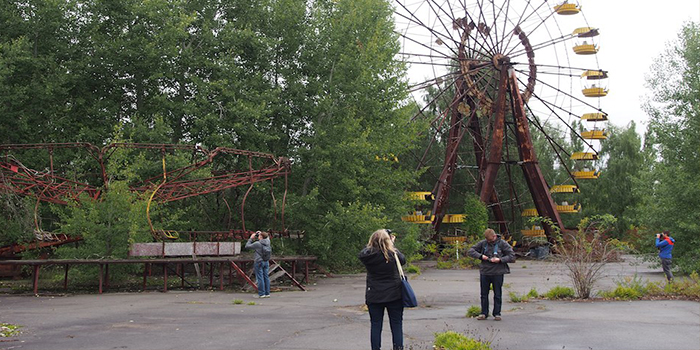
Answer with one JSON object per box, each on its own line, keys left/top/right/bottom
{"left": 465, "top": 305, "right": 481, "bottom": 318}
{"left": 0, "top": 323, "right": 21, "bottom": 337}
{"left": 601, "top": 272, "right": 700, "bottom": 300}
{"left": 543, "top": 286, "right": 575, "bottom": 299}
{"left": 434, "top": 331, "right": 491, "bottom": 350}
{"left": 509, "top": 288, "right": 539, "bottom": 303}
{"left": 556, "top": 215, "right": 623, "bottom": 299}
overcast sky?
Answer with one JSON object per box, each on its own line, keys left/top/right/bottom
{"left": 397, "top": 1, "right": 700, "bottom": 135}
{"left": 581, "top": 0, "right": 700, "bottom": 133}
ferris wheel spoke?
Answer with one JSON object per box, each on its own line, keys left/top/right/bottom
{"left": 497, "top": 0, "right": 512, "bottom": 53}
{"left": 517, "top": 70, "right": 606, "bottom": 114}
{"left": 500, "top": 0, "right": 533, "bottom": 55}
{"left": 472, "top": 0, "right": 499, "bottom": 54}
{"left": 396, "top": 30, "right": 458, "bottom": 64}
{"left": 424, "top": 0, "right": 464, "bottom": 52}
{"left": 394, "top": 2, "right": 462, "bottom": 58}
{"left": 409, "top": 73, "right": 463, "bottom": 122}
{"left": 436, "top": 0, "right": 499, "bottom": 57}
{"left": 508, "top": 34, "right": 574, "bottom": 57}
{"left": 517, "top": 77, "right": 598, "bottom": 154}
{"left": 522, "top": 103, "right": 581, "bottom": 186}
{"left": 408, "top": 71, "right": 462, "bottom": 94}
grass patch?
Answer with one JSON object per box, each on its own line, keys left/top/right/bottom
{"left": 508, "top": 291, "right": 529, "bottom": 303}
{"left": 232, "top": 299, "right": 244, "bottom": 305}
{"left": 543, "top": 285, "right": 575, "bottom": 299}
{"left": 436, "top": 261, "right": 453, "bottom": 269}
{"left": 601, "top": 272, "right": 700, "bottom": 300}
{"left": 405, "top": 263, "right": 421, "bottom": 274}
{"left": 465, "top": 305, "right": 481, "bottom": 318}
{"left": 247, "top": 301, "right": 256, "bottom": 305}
{"left": 0, "top": 323, "right": 21, "bottom": 337}
{"left": 434, "top": 331, "right": 492, "bottom": 350}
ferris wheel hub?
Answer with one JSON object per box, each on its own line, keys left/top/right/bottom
{"left": 492, "top": 54, "right": 510, "bottom": 70}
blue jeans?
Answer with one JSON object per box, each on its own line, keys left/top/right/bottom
{"left": 254, "top": 260, "right": 270, "bottom": 296}
{"left": 367, "top": 299, "right": 404, "bottom": 350}
{"left": 480, "top": 274, "right": 504, "bottom": 316}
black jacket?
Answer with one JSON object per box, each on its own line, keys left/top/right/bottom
{"left": 358, "top": 247, "right": 406, "bottom": 304}
{"left": 467, "top": 238, "right": 515, "bottom": 276}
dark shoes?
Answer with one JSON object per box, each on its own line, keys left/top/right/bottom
{"left": 476, "top": 314, "right": 501, "bottom": 321}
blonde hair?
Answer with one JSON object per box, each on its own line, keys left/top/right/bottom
{"left": 484, "top": 228, "right": 496, "bottom": 238}
{"left": 366, "top": 229, "right": 396, "bottom": 261}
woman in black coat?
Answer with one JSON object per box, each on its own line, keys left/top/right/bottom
{"left": 358, "top": 229, "right": 406, "bottom": 350}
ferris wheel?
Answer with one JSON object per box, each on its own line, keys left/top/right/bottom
{"left": 395, "top": 0, "right": 609, "bottom": 239}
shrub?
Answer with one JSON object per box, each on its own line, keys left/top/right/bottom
{"left": 465, "top": 305, "right": 481, "bottom": 318}
{"left": 434, "top": 331, "right": 491, "bottom": 350}
{"left": 0, "top": 323, "right": 21, "bottom": 337}
{"left": 555, "top": 215, "right": 621, "bottom": 298}
{"left": 601, "top": 286, "right": 642, "bottom": 300}
{"left": 508, "top": 291, "right": 529, "bottom": 303}
{"left": 600, "top": 275, "right": 647, "bottom": 300}
{"left": 543, "top": 286, "right": 575, "bottom": 299}
{"left": 436, "top": 261, "right": 453, "bottom": 269}
{"left": 405, "top": 263, "right": 421, "bottom": 274}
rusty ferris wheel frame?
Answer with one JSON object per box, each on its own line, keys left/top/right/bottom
{"left": 0, "top": 142, "right": 291, "bottom": 238}
{"left": 395, "top": 0, "right": 608, "bottom": 241}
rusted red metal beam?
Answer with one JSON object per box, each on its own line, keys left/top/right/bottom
{"left": 0, "top": 235, "right": 83, "bottom": 257}
{"left": 479, "top": 65, "right": 510, "bottom": 204}
{"left": 508, "top": 70, "right": 564, "bottom": 238}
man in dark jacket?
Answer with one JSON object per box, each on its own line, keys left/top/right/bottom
{"left": 467, "top": 228, "right": 515, "bottom": 321}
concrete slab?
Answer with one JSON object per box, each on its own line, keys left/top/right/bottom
{"left": 0, "top": 256, "right": 698, "bottom": 350}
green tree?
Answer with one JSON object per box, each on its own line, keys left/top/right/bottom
{"left": 55, "top": 181, "right": 150, "bottom": 281}
{"left": 287, "top": 0, "right": 422, "bottom": 269}
{"left": 578, "top": 122, "right": 645, "bottom": 237}
{"left": 462, "top": 193, "right": 487, "bottom": 236}
{"left": 641, "top": 22, "right": 700, "bottom": 274}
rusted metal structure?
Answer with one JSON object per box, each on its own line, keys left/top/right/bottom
{"left": 0, "top": 142, "right": 292, "bottom": 256}
{"left": 395, "top": 1, "right": 609, "bottom": 241}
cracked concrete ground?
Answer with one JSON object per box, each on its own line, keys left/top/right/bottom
{"left": 1, "top": 256, "right": 698, "bottom": 350}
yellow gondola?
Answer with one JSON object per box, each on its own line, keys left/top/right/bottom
{"left": 521, "top": 226, "right": 546, "bottom": 238}
{"left": 557, "top": 202, "right": 581, "bottom": 213}
{"left": 521, "top": 208, "right": 539, "bottom": 217}
{"left": 581, "top": 129, "right": 608, "bottom": 139}
{"left": 573, "top": 27, "right": 599, "bottom": 38}
{"left": 582, "top": 87, "right": 608, "bottom": 97}
{"left": 581, "top": 112, "right": 608, "bottom": 121}
{"left": 554, "top": 2, "right": 581, "bottom": 15}
{"left": 573, "top": 169, "right": 601, "bottom": 179}
{"left": 406, "top": 191, "right": 434, "bottom": 201}
{"left": 573, "top": 43, "right": 598, "bottom": 55}
{"left": 581, "top": 70, "right": 608, "bottom": 80}
{"left": 550, "top": 184, "right": 580, "bottom": 193}
{"left": 571, "top": 152, "right": 598, "bottom": 160}
{"left": 401, "top": 213, "right": 465, "bottom": 224}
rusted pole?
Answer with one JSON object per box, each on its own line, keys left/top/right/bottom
{"left": 508, "top": 70, "right": 564, "bottom": 238}
{"left": 479, "top": 64, "right": 510, "bottom": 204}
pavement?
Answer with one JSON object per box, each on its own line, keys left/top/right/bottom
{"left": 0, "top": 256, "right": 698, "bottom": 350}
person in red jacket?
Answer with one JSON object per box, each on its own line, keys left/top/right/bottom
{"left": 655, "top": 231, "right": 675, "bottom": 282}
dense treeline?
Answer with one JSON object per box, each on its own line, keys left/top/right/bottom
{"left": 0, "top": 1, "right": 697, "bottom": 273}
